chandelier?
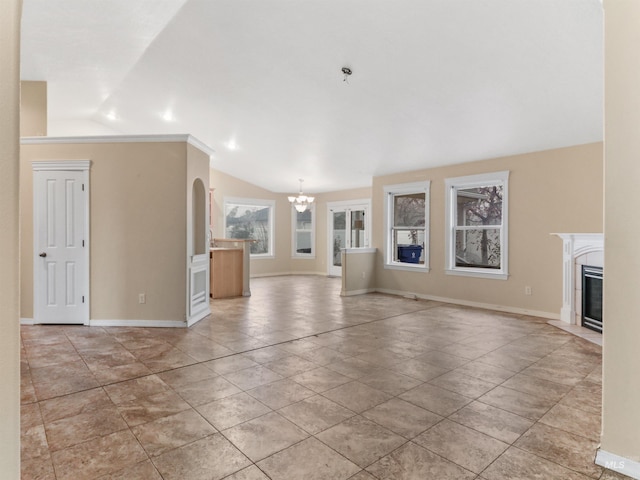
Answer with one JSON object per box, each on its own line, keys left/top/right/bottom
{"left": 288, "top": 179, "right": 315, "bottom": 213}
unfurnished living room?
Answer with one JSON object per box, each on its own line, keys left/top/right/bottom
{"left": 2, "top": 1, "right": 640, "bottom": 479}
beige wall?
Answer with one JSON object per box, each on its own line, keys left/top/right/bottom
{"left": 601, "top": 0, "right": 640, "bottom": 465}
{"left": 21, "top": 142, "right": 189, "bottom": 322}
{"left": 341, "top": 250, "right": 377, "bottom": 295}
{"left": 373, "top": 143, "right": 603, "bottom": 317}
{"left": 20, "top": 80, "right": 46, "bottom": 136}
{"left": 0, "top": 0, "right": 21, "bottom": 477}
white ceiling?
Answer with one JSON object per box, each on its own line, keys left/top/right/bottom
{"left": 20, "top": 0, "right": 603, "bottom": 194}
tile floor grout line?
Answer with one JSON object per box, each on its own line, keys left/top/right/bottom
{"left": 21, "top": 277, "right": 607, "bottom": 480}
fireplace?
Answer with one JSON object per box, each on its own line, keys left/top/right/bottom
{"left": 582, "top": 265, "right": 603, "bottom": 333}
{"left": 552, "top": 233, "right": 604, "bottom": 325}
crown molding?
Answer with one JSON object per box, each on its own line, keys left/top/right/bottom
{"left": 20, "top": 134, "right": 215, "bottom": 156}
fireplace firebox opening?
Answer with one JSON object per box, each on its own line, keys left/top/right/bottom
{"left": 582, "top": 265, "right": 603, "bottom": 333}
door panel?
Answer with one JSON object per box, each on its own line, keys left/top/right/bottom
{"left": 35, "top": 169, "right": 88, "bottom": 324}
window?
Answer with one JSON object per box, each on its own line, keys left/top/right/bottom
{"left": 292, "top": 204, "right": 315, "bottom": 258}
{"left": 384, "top": 181, "right": 430, "bottom": 270}
{"left": 445, "top": 171, "right": 509, "bottom": 279}
{"left": 224, "top": 198, "right": 275, "bottom": 257}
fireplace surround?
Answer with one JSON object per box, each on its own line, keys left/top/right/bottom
{"left": 552, "top": 233, "right": 604, "bottom": 326}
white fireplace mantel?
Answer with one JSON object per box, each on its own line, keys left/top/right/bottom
{"left": 552, "top": 233, "right": 604, "bottom": 324}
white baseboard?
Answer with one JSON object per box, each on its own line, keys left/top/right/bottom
{"left": 596, "top": 449, "right": 640, "bottom": 479}
{"left": 341, "top": 288, "right": 376, "bottom": 297}
{"left": 375, "top": 288, "right": 559, "bottom": 320}
{"left": 250, "top": 271, "right": 328, "bottom": 278}
{"left": 21, "top": 317, "right": 188, "bottom": 328}
{"left": 88, "top": 319, "right": 187, "bottom": 328}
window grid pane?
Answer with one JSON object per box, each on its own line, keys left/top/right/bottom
{"left": 455, "top": 185, "right": 503, "bottom": 227}
{"left": 454, "top": 228, "right": 501, "bottom": 269}
{"left": 392, "top": 227, "right": 426, "bottom": 264}
{"left": 394, "top": 193, "right": 426, "bottom": 227}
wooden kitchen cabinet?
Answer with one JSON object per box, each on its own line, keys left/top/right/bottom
{"left": 209, "top": 247, "right": 243, "bottom": 298}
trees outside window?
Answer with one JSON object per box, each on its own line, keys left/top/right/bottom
{"left": 445, "top": 171, "right": 509, "bottom": 279}
{"left": 224, "top": 198, "right": 275, "bottom": 257}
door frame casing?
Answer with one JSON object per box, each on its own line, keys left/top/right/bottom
{"left": 32, "top": 160, "right": 91, "bottom": 325}
{"left": 326, "top": 198, "right": 371, "bottom": 277}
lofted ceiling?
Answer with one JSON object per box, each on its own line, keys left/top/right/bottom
{"left": 20, "top": 0, "right": 603, "bottom": 194}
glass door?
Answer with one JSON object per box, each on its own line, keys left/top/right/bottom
{"left": 331, "top": 211, "right": 346, "bottom": 275}
{"left": 327, "top": 201, "right": 370, "bottom": 276}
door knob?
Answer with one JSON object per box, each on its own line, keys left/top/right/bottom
{"left": 39, "top": 252, "right": 47, "bottom": 257}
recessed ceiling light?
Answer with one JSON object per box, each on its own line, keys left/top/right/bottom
{"left": 162, "top": 110, "right": 175, "bottom": 122}
{"left": 225, "top": 139, "right": 238, "bottom": 151}
{"left": 105, "top": 110, "right": 117, "bottom": 121}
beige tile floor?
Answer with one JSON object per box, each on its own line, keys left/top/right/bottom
{"left": 20, "top": 276, "right": 630, "bottom": 480}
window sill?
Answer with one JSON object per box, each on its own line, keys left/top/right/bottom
{"left": 385, "top": 262, "right": 429, "bottom": 273}
{"left": 445, "top": 268, "right": 508, "bottom": 280}
{"left": 292, "top": 255, "right": 316, "bottom": 260}
{"left": 251, "top": 255, "right": 275, "bottom": 260}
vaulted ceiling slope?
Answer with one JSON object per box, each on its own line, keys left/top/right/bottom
{"left": 20, "top": 0, "right": 603, "bottom": 193}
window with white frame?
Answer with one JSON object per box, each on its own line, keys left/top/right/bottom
{"left": 445, "top": 171, "right": 509, "bottom": 279}
{"left": 384, "top": 181, "right": 430, "bottom": 270}
{"left": 292, "top": 204, "right": 315, "bottom": 258}
{"left": 224, "top": 198, "right": 275, "bottom": 257}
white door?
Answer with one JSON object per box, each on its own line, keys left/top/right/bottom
{"left": 327, "top": 200, "right": 370, "bottom": 276}
{"left": 33, "top": 165, "right": 89, "bottom": 324}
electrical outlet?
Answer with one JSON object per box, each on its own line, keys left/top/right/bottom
{"left": 139, "top": 293, "right": 146, "bottom": 304}
{"left": 525, "top": 286, "right": 532, "bottom": 295}
{"left": 361, "top": 271, "right": 366, "bottom": 279}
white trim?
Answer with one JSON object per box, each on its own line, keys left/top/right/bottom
{"left": 21, "top": 134, "right": 215, "bottom": 156}
{"left": 188, "top": 263, "right": 210, "bottom": 320}
{"left": 596, "top": 449, "right": 640, "bottom": 479}
{"left": 344, "top": 247, "right": 377, "bottom": 254}
{"left": 375, "top": 287, "right": 558, "bottom": 320}
{"left": 551, "top": 233, "right": 604, "bottom": 324}
{"left": 223, "top": 196, "right": 276, "bottom": 258}
{"left": 250, "top": 271, "right": 328, "bottom": 278}
{"left": 32, "top": 160, "right": 91, "bottom": 171}
{"left": 187, "top": 309, "right": 210, "bottom": 327}
{"left": 445, "top": 268, "right": 509, "bottom": 280}
{"left": 383, "top": 181, "right": 431, "bottom": 272}
{"left": 386, "top": 263, "right": 432, "bottom": 273}
{"left": 88, "top": 318, "right": 187, "bottom": 328}
{"left": 445, "top": 170, "right": 509, "bottom": 279}
{"left": 341, "top": 288, "right": 377, "bottom": 296}
{"left": 24, "top": 316, "right": 202, "bottom": 328}
{"left": 326, "top": 198, "right": 371, "bottom": 209}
